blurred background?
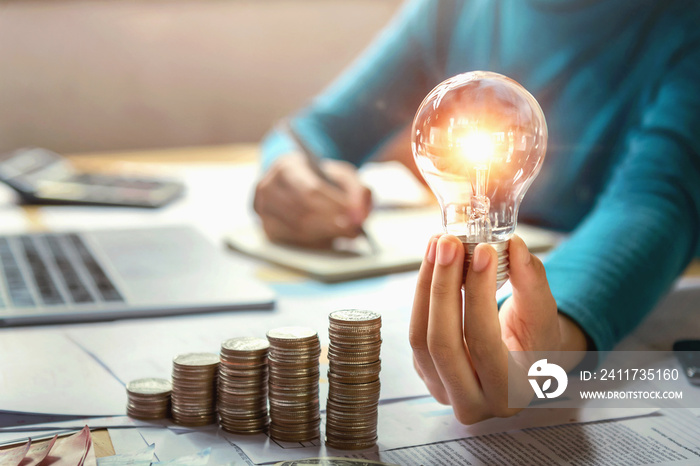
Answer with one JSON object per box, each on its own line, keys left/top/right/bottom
{"left": 0, "top": 0, "right": 401, "bottom": 155}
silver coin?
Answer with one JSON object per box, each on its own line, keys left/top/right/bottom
{"left": 126, "top": 377, "right": 172, "bottom": 395}
{"left": 222, "top": 336, "right": 270, "bottom": 352}
{"left": 267, "top": 327, "right": 317, "bottom": 341}
{"left": 329, "top": 309, "right": 381, "bottom": 323}
{"left": 173, "top": 352, "right": 220, "bottom": 367}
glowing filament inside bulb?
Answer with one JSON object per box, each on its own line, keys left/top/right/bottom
{"left": 458, "top": 132, "right": 494, "bottom": 168}
{"left": 455, "top": 131, "right": 495, "bottom": 242}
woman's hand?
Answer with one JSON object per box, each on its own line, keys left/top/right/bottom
{"left": 409, "top": 234, "right": 588, "bottom": 424}
{"left": 254, "top": 153, "right": 372, "bottom": 249}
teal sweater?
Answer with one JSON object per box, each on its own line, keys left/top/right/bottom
{"left": 261, "top": 0, "right": 700, "bottom": 351}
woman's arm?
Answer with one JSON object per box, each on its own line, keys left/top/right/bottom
{"left": 544, "top": 48, "right": 700, "bottom": 352}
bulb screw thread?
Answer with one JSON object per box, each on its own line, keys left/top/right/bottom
{"left": 462, "top": 241, "right": 510, "bottom": 290}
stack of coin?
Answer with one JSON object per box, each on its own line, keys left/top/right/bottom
{"left": 170, "top": 352, "right": 219, "bottom": 426}
{"left": 267, "top": 327, "right": 322, "bottom": 442}
{"left": 126, "top": 377, "right": 172, "bottom": 420}
{"left": 218, "top": 337, "right": 270, "bottom": 434}
{"left": 325, "top": 309, "right": 382, "bottom": 450}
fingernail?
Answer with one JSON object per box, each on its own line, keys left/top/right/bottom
{"left": 426, "top": 237, "right": 438, "bottom": 264}
{"left": 472, "top": 244, "right": 491, "bottom": 272}
{"left": 436, "top": 239, "right": 457, "bottom": 265}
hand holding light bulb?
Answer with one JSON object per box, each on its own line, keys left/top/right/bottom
{"left": 409, "top": 72, "right": 588, "bottom": 423}
{"left": 409, "top": 233, "right": 588, "bottom": 423}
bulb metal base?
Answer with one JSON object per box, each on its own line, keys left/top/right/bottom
{"left": 462, "top": 240, "right": 509, "bottom": 290}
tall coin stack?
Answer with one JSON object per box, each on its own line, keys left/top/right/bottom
{"left": 218, "top": 337, "right": 270, "bottom": 434}
{"left": 171, "top": 352, "right": 219, "bottom": 426}
{"left": 266, "top": 327, "right": 322, "bottom": 442}
{"left": 126, "top": 378, "right": 172, "bottom": 420}
{"left": 325, "top": 309, "right": 382, "bottom": 450}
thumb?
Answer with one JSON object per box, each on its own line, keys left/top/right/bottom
{"left": 507, "top": 235, "right": 557, "bottom": 324}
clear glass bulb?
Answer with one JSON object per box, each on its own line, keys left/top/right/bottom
{"left": 412, "top": 71, "right": 547, "bottom": 288}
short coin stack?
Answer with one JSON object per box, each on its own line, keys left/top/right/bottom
{"left": 325, "top": 309, "right": 382, "bottom": 450}
{"left": 171, "top": 352, "right": 219, "bottom": 426}
{"left": 218, "top": 337, "right": 270, "bottom": 434}
{"left": 267, "top": 327, "right": 322, "bottom": 442}
{"left": 126, "top": 378, "right": 172, "bottom": 420}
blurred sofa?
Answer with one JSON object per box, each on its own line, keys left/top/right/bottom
{"left": 0, "top": 0, "right": 400, "bottom": 154}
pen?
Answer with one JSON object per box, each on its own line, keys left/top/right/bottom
{"left": 282, "top": 120, "right": 380, "bottom": 255}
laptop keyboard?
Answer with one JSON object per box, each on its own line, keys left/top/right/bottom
{"left": 0, "top": 238, "right": 35, "bottom": 308}
{"left": 46, "top": 235, "right": 96, "bottom": 304}
{"left": 0, "top": 233, "right": 124, "bottom": 308}
{"left": 67, "top": 234, "right": 123, "bottom": 302}
{"left": 20, "top": 236, "right": 65, "bottom": 306}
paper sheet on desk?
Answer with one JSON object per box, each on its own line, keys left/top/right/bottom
{"left": 96, "top": 444, "right": 155, "bottom": 466}
{"left": 137, "top": 428, "right": 252, "bottom": 465}
{"left": 43, "top": 271, "right": 505, "bottom": 421}
{"left": 127, "top": 401, "right": 658, "bottom": 466}
{"left": 212, "top": 399, "right": 659, "bottom": 464}
{"left": 226, "top": 208, "right": 559, "bottom": 282}
{"left": 63, "top": 284, "right": 430, "bottom": 411}
{"left": 0, "top": 416, "right": 163, "bottom": 435}
{"left": 0, "top": 330, "right": 126, "bottom": 416}
{"left": 358, "top": 161, "right": 433, "bottom": 209}
{"left": 369, "top": 407, "right": 700, "bottom": 466}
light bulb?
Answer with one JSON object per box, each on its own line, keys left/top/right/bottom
{"left": 412, "top": 71, "right": 547, "bottom": 289}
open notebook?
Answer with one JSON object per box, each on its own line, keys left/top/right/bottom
{"left": 226, "top": 207, "right": 560, "bottom": 282}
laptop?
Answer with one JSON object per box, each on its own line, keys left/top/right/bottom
{"left": 0, "top": 225, "right": 275, "bottom": 326}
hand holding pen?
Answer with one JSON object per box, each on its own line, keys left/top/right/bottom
{"left": 253, "top": 121, "right": 376, "bottom": 251}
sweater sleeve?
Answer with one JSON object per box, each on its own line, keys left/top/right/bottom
{"left": 543, "top": 48, "right": 700, "bottom": 352}
{"left": 260, "top": 0, "right": 451, "bottom": 170}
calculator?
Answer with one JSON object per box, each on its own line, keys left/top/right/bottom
{"left": 0, "top": 148, "right": 185, "bottom": 208}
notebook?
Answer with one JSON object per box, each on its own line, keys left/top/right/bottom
{"left": 225, "top": 208, "right": 559, "bottom": 282}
